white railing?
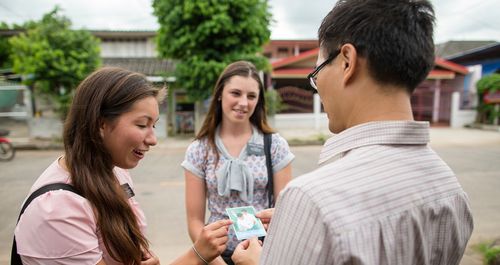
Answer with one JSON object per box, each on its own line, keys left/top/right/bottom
{"left": 275, "top": 94, "right": 329, "bottom": 130}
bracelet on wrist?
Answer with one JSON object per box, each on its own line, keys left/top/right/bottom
{"left": 192, "top": 245, "right": 209, "bottom": 265}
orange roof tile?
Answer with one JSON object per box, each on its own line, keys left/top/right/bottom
{"left": 271, "top": 48, "right": 320, "bottom": 69}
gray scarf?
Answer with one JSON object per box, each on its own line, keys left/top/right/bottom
{"left": 215, "top": 127, "right": 262, "bottom": 202}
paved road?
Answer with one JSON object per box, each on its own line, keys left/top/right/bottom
{"left": 1, "top": 128, "right": 499, "bottom": 264}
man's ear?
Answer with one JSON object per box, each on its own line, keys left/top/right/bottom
{"left": 340, "top": 44, "right": 358, "bottom": 86}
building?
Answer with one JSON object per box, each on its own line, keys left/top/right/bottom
{"left": 1, "top": 28, "right": 477, "bottom": 129}
{"left": 445, "top": 42, "right": 500, "bottom": 76}
{"left": 92, "top": 30, "right": 175, "bottom": 82}
{"left": 435, "top": 40, "right": 498, "bottom": 58}
{"left": 438, "top": 41, "right": 500, "bottom": 109}
{"left": 263, "top": 40, "right": 317, "bottom": 63}
{"left": 268, "top": 45, "right": 470, "bottom": 125}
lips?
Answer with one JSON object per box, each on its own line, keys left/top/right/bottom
{"left": 233, "top": 109, "right": 247, "bottom": 114}
{"left": 133, "top": 149, "right": 146, "bottom": 159}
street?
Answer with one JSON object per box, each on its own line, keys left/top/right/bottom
{"left": 1, "top": 129, "right": 499, "bottom": 264}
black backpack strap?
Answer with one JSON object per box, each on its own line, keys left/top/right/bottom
{"left": 264, "top": 133, "right": 274, "bottom": 208}
{"left": 11, "top": 183, "right": 82, "bottom": 265}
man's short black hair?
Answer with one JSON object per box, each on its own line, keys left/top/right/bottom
{"left": 318, "top": 0, "right": 435, "bottom": 93}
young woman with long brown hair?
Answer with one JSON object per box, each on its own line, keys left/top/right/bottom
{"left": 182, "top": 61, "right": 294, "bottom": 264}
{"left": 13, "top": 67, "right": 231, "bottom": 265}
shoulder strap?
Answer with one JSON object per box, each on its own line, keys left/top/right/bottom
{"left": 264, "top": 133, "right": 274, "bottom": 207}
{"left": 11, "top": 183, "right": 82, "bottom": 265}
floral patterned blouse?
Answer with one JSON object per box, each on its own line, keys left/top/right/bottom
{"left": 181, "top": 128, "right": 294, "bottom": 251}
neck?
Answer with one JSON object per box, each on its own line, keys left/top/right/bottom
{"left": 219, "top": 121, "right": 253, "bottom": 138}
{"left": 58, "top": 156, "right": 69, "bottom": 172}
{"left": 347, "top": 82, "right": 414, "bottom": 128}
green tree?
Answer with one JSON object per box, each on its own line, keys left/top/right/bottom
{"left": 0, "top": 22, "right": 14, "bottom": 69}
{"left": 153, "top": 0, "right": 272, "bottom": 101}
{"left": 476, "top": 73, "right": 500, "bottom": 124}
{"left": 9, "top": 7, "right": 101, "bottom": 118}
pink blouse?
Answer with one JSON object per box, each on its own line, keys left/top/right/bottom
{"left": 15, "top": 158, "right": 147, "bottom": 265}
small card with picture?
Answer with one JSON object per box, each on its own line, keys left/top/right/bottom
{"left": 226, "top": 206, "right": 267, "bottom": 240}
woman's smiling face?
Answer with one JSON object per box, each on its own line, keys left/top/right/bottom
{"left": 100, "top": 96, "right": 159, "bottom": 169}
{"left": 220, "top": 75, "right": 260, "bottom": 125}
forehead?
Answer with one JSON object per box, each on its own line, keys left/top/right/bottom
{"left": 122, "top": 97, "right": 159, "bottom": 119}
{"left": 224, "top": 75, "right": 259, "bottom": 92}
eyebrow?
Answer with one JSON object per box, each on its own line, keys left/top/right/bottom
{"left": 138, "top": 115, "right": 159, "bottom": 123}
{"left": 228, "top": 88, "right": 258, "bottom": 93}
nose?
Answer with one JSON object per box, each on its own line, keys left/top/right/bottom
{"left": 238, "top": 96, "right": 249, "bottom": 107}
{"left": 145, "top": 129, "right": 157, "bottom": 146}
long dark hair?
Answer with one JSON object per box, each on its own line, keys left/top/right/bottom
{"left": 196, "top": 61, "right": 273, "bottom": 161}
{"left": 63, "top": 67, "right": 163, "bottom": 264}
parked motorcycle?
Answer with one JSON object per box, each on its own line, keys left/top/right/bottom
{"left": 0, "top": 129, "right": 15, "bottom": 161}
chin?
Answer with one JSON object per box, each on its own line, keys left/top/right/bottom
{"left": 328, "top": 122, "right": 336, "bottom": 133}
{"left": 127, "top": 161, "right": 139, "bottom": 169}
{"left": 329, "top": 123, "right": 343, "bottom": 134}
{"left": 232, "top": 117, "right": 249, "bottom": 123}
{"left": 116, "top": 161, "right": 138, "bottom": 170}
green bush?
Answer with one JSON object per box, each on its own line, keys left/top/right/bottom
{"left": 477, "top": 242, "right": 500, "bottom": 265}
{"left": 476, "top": 74, "right": 500, "bottom": 124}
{"left": 264, "top": 88, "right": 284, "bottom": 116}
{"left": 477, "top": 74, "right": 500, "bottom": 94}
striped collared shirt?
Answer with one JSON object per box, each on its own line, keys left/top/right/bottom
{"left": 261, "top": 121, "right": 473, "bottom": 265}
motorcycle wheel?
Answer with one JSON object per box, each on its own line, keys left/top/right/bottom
{"left": 0, "top": 142, "right": 15, "bottom": 161}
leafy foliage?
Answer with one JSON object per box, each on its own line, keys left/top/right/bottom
{"left": 477, "top": 241, "right": 500, "bottom": 265}
{"left": 0, "top": 22, "right": 14, "bottom": 69}
{"left": 477, "top": 73, "right": 500, "bottom": 94}
{"left": 264, "top": 88, "right": 284, "bottom": 116}
{"left": 475, "top": 73, "right": 500, "bottom": 124}
{"left": 153, "top": 0, "right": 271, "bottom": 100}
{"left": 8, "top": 7, "right": 101, "bottom": 118}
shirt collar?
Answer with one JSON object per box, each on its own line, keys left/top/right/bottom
{"left": 318, "top": 121, "right": 430, "bottom": 166}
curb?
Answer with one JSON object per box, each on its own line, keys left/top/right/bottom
{"left": 13, "top": 141, "right": 63, "bottom": 150}
{"left": 466, "top": 123, "right": 500, "bottom": 132}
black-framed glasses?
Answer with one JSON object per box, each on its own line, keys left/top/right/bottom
{"left": 307, "top": 50, "right": 340, "bottom": 90}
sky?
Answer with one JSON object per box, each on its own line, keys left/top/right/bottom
{"left": 0, "top": 0, "right": 499, "bottom": 44}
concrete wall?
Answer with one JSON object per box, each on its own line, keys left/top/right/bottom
{"left": 274, "top": 113, "right": 329, "bottom": 130}
{"left": 450, "top": 91, "right": 477, "bottom": 128}
{"left": 100, "top": 38, "right": 157, "bottom": 58}
{"left": 274, "top": 94, "right": 329, "bottom": 130}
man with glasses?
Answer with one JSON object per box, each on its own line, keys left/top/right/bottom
{"left": 232, "top": 0, "right": 473, "bottom": 264}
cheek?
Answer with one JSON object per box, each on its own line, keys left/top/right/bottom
{"left": 114, "top": 128, "right": 141, "bottom": 147}
{"left": 126, "top": 129, "right": 145, "bottom": 143}
{"left": 221, "top": 100, "right": 231, "bottom": 113}
{"left": 249, "top": 99, "right": 259, "bottom": 112}
{"left": 221, "top": 96, "right": 234, "bottom": 108}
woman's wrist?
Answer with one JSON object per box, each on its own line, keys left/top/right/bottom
{"left": 192, "top": 244, "right": 209, "bottom": 265}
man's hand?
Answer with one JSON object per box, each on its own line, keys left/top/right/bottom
{"left": 255, "top": 208, "right": 274, "bottom": 230}
{"left": 232, "top": 237, "right": 262, "bottom": 265}
{"left": 193, "top": 219, "right": 232, "bottom": 262}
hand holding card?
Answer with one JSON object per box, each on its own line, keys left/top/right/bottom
{"left": 226, "top": 206, "right": 267, "bottom": 240}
